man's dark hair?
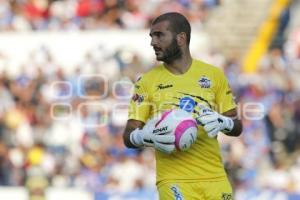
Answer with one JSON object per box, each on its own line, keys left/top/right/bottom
{"left": 152, "top": 12, "right": 191, "bottom": 45}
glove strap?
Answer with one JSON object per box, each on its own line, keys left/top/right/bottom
{"left": 130, "top": 128, "right": 144, "bottom": 147}
{"left": 221, "top": 116, "right": 234, "bottom": 133}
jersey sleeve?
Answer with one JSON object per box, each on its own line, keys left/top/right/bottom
{"left": 128, "top": 76, "right": 151, "bottom": 123}
{"left": 215, "top": 69, "right": 236, "bottom": 114}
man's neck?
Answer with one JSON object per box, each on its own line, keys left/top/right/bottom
{"left": 164, "top": 53, "right": 193, "bottom": 75}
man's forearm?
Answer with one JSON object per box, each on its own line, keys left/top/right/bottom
{"left": 123, "top": 125, "right": 139, "bottom": 148}
{"left": 224, "top": 119, "right": 243, "bottom": 137}
{"left": 123, "top": 120, "right": 145, "bottom": 148}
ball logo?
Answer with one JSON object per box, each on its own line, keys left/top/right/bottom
{"left": 152, "top": 126, "right": 168, "bottom": 134}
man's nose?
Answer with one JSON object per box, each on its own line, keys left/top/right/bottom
{"left": 151, "top": 38, "right": 157, "bottom": 47}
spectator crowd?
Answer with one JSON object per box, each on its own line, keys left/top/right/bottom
{"left": 0, "top": 0, "right": 220, "bottom": 31}
{"left": 0, "top": 0, "right": 300, "bottom": 199}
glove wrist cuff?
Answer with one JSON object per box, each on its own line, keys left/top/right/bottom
{"left": 130, "top": 128, "right": 144, "bottom": 147}
{"left": 221, "top": 116, "right": 234, "bottom": 133}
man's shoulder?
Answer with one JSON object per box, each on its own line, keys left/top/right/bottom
{"left": 146, "top": 64, "right": 164, "bottom": 74}
{"left": 137, "top": 64, "right": 163, "bottom": 80}
{"left": 194, "top": 59, "right": 220, "bottom": 71}
{"left": 193, "top": 59, "right": 225, "bottom": 76}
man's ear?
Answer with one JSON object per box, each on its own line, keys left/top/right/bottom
{"left": 176, "top": 32, "right": 186, "bottom": 46}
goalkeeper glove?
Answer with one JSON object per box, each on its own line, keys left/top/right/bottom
{"left": 196, "top": 106, "right": 234, "bottom": 138}
{"left": 130, "top": 118, "right": 175, "bottom": 154}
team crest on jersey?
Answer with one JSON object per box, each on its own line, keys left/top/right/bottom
{"left": 198, "top": 76, "right": 211, "bottom": 88}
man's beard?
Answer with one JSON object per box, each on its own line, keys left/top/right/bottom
{"left": 158, "top": 38, "right": 182, "bottom": 64}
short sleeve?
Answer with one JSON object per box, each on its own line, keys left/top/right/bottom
{"left": 215, "top": 69, "right": 236, "bottom": 114}
{"left": 128, "top": 76, "right": 151, "bottom": 123}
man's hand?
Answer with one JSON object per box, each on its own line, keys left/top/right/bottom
{"left": 196, "top": 106, "right": 234, "bottom": 138}
{"left": 129, "top": 118, "right": 156, "bottom": 147}
{"left": 130, "top": 118, "right": 175, "bottom": 154}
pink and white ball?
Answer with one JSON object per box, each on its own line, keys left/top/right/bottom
{"left": 156, "top": 109, "right": 198, "bottom": 151}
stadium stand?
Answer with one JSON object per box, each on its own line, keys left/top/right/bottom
{"left": 0, "top": 0, "right": 300, "bottom": 199}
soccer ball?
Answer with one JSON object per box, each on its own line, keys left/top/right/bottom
{"left": 155, "top": 109, "right": 198, "bottom": 151}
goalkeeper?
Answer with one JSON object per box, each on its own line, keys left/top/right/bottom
{"left": 123, "top": 12, "right": 242, "bottom": 200}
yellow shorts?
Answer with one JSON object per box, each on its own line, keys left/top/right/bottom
{"left": 157, "top": 178, "right": 233, "bottom": 200}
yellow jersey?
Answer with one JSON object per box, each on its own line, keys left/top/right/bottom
{"left": 128, "top": 59, "right": 236, "bottom": 184}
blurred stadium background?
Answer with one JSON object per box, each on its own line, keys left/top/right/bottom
{"left": 0, "top": 0, "right": 300, "bottom": 199}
